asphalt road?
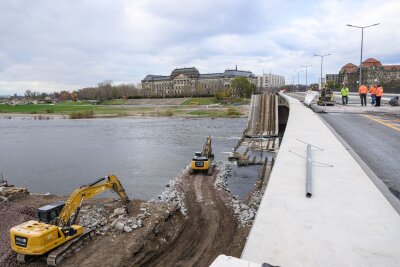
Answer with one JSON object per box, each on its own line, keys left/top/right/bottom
{"left": 320, "top": 112, "right": 400, "bottom": 199}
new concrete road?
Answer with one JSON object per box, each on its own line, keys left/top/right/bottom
{"left": 321, "top": 112, "right": 400, "bottom": 198}
{"left": 333, "top": 92, "right": 397, "bottom": 105}
{"left": 286, "top": 92, "right": 400, "bottom": 200}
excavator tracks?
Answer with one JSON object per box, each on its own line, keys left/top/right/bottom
{"left": 46, "top": 228, "right": 95, "bottom": 266}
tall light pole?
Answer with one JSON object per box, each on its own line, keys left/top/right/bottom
{"left": 301, "top": 65, "right": 312, "bottom": 90}
{"left": 347, "top": 23, "right": 380, "bottom": 85}
{"left": 294, "top": 70, "right": 303, "bottom": 90}
{"left": 291, "top": 75, "right": 295, "bottom": 91}
{"left": 314, "top": 54, "right": 331, "bottom": 90}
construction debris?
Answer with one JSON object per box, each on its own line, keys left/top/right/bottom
{"left": 0, "top": 185, "right": 29, "bottom": 202}
{"left": 78, "top": 203, "right": 145, "bottom": 234}
{"left": 155, "top": 167, "right": 187, "bottom": 216}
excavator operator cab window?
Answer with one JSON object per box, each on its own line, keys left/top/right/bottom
{"left": 36, "top": 202, "right": 65, "bottom": 224}
{"left": 195, "top": 152, "right": 202, "bottom": 157}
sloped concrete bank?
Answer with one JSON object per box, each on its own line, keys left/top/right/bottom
{"left": 212, "top": 94, "right": 400, "bottom": 267}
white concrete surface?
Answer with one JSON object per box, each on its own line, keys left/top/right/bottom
{"left": 240, "top": 94, "right": 400, "bottom": 266}
{"left": 210, "top": 255, "right": 262, "bottom": 267}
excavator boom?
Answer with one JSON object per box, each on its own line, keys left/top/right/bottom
{"left": 201, "top": 134, "right": 213, "bottom": 158}
{"left": 58, "top": 175, "right": 130, "bottom": 226}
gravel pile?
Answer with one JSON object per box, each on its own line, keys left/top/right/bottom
{"left": 155, "top": 167, "right": 187, "bottom": 216}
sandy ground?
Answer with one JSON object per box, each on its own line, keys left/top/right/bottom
{"left": 1, "top": 169, "right": 250, "bottom": 267}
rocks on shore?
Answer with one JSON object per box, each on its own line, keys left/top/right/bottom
{"left": 214, "top": 161, "right": 263, "bottom": 226}
{"left": 214, "top": 161, "right": 232, "bottom": 190}
{"left": 155, "top": 168, "right": 187, "bottom": 216}
{"left": 231, "top": 190, "right": 263, "bottom": 225}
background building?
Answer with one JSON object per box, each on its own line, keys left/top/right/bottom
{"left": 256, "top": 73, "right": 285, "bottom": 90}
{"left": 326, "top": 74, "right": 339, "bottom": 84}
{"left": 141, "top": 67, "right": 256, "bottom": 97}
{"left": 339, "top": 58, "right": 400, "bottom": 92}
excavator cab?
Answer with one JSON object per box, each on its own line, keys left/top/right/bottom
{"left": 36, "top": 202, "right": 65, "bottom": 224}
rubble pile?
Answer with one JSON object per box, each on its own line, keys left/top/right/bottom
{"left": 109, "top": 205, "right": 145, "bottom": 233}
{"left": 0, "top": 186, "right": 29, "bottom": 202}
{"left": 214, "top": 161, "right": 232, "bottom": 191}
{"left": 156, "top": 168, "right": 187, "bottom": 216}
{"left": 231, "top": 190, "right": 263, "bottom": 225}
{"left": 78, "top": 204, "right": 145, "bottom": 234}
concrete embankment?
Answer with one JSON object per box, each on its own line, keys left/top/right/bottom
{"left": 212, "top": 94, "right": 400, "bottom": 266}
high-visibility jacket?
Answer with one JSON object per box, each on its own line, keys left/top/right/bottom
{"left": 341, "top": 87, "right": 349, "bottom": 96}
{"left": 376, "top": 86, "right": 383, "bottom": 97}
{"left": 369, "top": 86, "right": 377, "bottom": 95}
{"left": 358, "top": 85, "right": 368, "bottom": 94}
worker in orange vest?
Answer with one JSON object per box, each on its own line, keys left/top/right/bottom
{"left": 358, "top": 84, "right": 368, "bottom": 106}
{"left": 369, "top": 84, "right": 377, "bottom": 105}
{"left": 375, "top": 85, "right": 384, "bottom": 107}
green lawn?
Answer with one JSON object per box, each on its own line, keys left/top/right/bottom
{"left": 180, "top": 97, "right": 218, "bottom": 105}
{"left": 0, "top": 103, "right": 139, "bottom": 115}
{"left": 0, "top": 101, "right": 244, "bottom": 118}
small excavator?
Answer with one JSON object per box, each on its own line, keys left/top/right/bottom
{"left": 189, "top": 134, "right": 215, "bottom": 176}
{"left": 9, "top": 175, "right": 130, "bottom": 266}
{"left": 317, "top": 85, "right": 335, "bottom": 106}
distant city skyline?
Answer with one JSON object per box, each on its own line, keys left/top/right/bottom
{"left": 0, "top": 0, "right": 399, "bottom": 95}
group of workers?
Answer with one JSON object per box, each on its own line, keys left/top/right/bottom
{"left": 340, "top": 83, "right": 384, "bottom": 106}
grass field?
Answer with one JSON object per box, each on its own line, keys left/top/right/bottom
{"left": 0, "top": 100, "right": 246, "bottom": 118}
{"left": 0, "top": 103, "right": 145, "bottom": 115}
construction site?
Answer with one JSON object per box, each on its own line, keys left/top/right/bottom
{"left": 0, "top": 93, "right": 288, "bottom": 267}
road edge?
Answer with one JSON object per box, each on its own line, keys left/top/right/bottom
{"left": 319, "top": 114, "right": 400, "bottom": 215}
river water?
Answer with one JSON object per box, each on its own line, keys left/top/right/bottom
{"left": 0, "top": 116, "right": 257, "bottom": 200}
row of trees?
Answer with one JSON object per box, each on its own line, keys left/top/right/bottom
{"left": 23, "top": 81, "right": 141, "bottom": 101}
{"left": 21, "top": 77, "right": 257, "bottom": 102}
{"left": 77, "top": 81, "right": 141, "bottom": 100}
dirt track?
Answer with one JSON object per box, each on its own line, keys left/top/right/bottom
{"left": 138, "top": 172, "right": 244, "bottom": 267}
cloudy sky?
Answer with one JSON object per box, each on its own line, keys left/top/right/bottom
{"left": 0, "top": 0, "right": 399, "bottom": 95}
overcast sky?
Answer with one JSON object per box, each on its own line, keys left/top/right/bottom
{"left": 0, "top": 0, "right": 399, "bottom": 95}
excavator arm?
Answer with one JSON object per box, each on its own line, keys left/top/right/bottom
{"left": 57, "top": 175, "right": 130, "bottom": 227}
{"left": 202, "top": 134, "right": 213, "bottom": 158}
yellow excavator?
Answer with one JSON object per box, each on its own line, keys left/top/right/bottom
{"left": 189, "top": 134, "right": 215, "bottom": 176}
{"left": 9, "top": 175, "right": 130, "bottom": 266}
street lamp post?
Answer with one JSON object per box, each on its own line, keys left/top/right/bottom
{"left": 314, "top": 54, "right": 331, "bottom": 90}
{"left": 294, "top": 70, "right": 303, "bottom": 91}
{"left": 347, "top": 23, "right": 380, "bottom": 85}
{"left": 291, "top": 75, "right": 295, "bottom": 91}
{"left": 301, "top": 65, "right": 312, "bottom": 90}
